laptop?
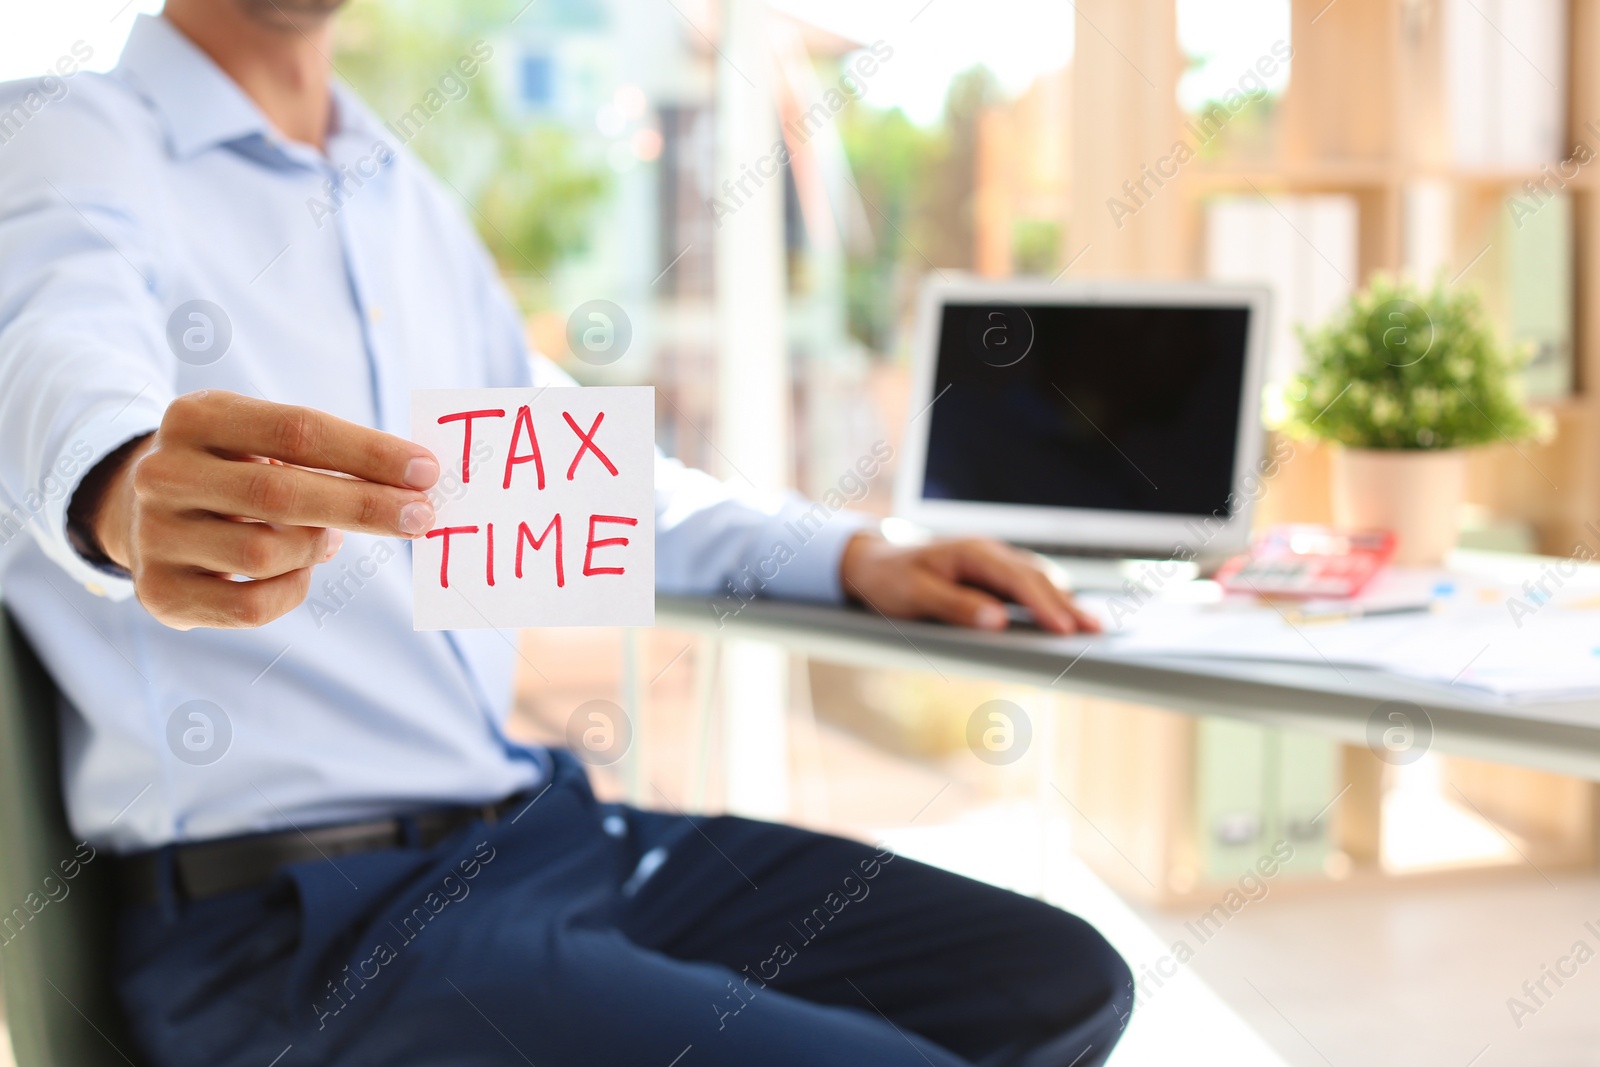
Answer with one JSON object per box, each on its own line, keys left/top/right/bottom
{"left": 894, "top": 277, "right": 1272, "bottom": 590}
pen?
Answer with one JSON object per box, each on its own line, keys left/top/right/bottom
{"left": 1286, "top": 603, "right": 1434, "bottom": 625}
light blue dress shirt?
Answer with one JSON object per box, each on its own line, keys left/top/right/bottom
{"left": 0, "top": 15, "right": 867, "bottom": 853}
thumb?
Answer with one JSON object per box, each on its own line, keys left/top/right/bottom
{"left": 912, "top": 573, "right": 1009, "bottom": 630}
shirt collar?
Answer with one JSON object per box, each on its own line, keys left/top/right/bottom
{"left": 328, "top": 82, "right": 387, "bottom": 146}
{"left": 114, "top": 14, "right": 312, "bottom": 162}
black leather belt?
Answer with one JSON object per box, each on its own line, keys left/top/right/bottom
{"left": 117, "top": 794, "right": 525, "bottom": 907}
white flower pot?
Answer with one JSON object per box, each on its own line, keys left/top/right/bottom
{"left": 1328, "top": 447, "right": 1467, "bottom": 565}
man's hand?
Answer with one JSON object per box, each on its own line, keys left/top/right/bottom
{"left": 838, "top": 532, "right": 1101, "bottom": 635}
{"left": 85, "top": 390, "right": 440, "bottom": 630}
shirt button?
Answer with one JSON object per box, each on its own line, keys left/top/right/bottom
{"left": 369, "top": 305, "right": 384, "bottom": 325}
{"left": 85, "top": 582, "right": 105, "bottom": 597}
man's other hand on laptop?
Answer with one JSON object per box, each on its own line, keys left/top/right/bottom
{"left": 79, "top": 391, "right": 440, "bottom": 630}
{"left": 839, "top": 532, "right": 1101, "bottom": 635}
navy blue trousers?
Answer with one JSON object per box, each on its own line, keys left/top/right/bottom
{"left": 116, "top": 752, "right": 1132, "bottom": 1067}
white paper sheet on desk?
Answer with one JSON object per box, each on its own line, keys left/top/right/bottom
{"left": 1097, "top": 598, "right": 1600, "bottom": 702}
{"left": 1377, "top": 611, "right": 1600, "bottom": 701}
{"left": 1100, "top": 600, "right": 1422, "bottom": 667}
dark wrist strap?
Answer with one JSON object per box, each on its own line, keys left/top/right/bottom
{"left": 65, "top": 433, "right": 150, "bottom": 576}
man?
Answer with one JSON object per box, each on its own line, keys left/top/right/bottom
{"left": 0, "top": 2, "right": 1131, "bottom": 1064}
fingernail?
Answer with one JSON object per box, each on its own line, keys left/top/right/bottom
{"left": 324, "top": 529, "right": 344, "bottom": 560}
{"left": 404, "top": 455, "right": 440, "bottom": 490}
{"left": 399, "top": 501, "right": 434, "bottom": 537}
{"left": 976, "top": 604, "right": 1008, "bottom": 630}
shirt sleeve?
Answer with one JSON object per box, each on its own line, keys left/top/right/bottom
{"left": 0, "top": 81, "right": 174, "bottom": 599}
{"left": 649, "top": 455, "right": 874, "bottom": 604}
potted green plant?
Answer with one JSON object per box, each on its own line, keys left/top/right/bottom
{"left": 1285, "top": 275, "right": 1543, "bottom": 564}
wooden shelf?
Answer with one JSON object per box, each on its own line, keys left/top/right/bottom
{"left": 1190, "top": 163, "right": 1595, "bottom": 191}
{"left": 1190, "top": 162, "right": 1398, "bottom": 188}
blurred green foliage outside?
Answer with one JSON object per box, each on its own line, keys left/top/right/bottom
{"left": 334, "top": 0, "right": 608, "bottom": 293}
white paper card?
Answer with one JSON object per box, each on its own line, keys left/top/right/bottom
{"left": 411, "top": 386, "right": 655, "bottom": 630}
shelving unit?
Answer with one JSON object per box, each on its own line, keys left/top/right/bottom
{"left": 1205, "top": 0, "right": 1599, "bottom": 550}
{"left": 1056, "top": 0, "right": 1600, "bottom": 904}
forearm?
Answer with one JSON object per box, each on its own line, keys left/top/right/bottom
{"left": 653, "top": 454, "right": 875, "bottom": 604}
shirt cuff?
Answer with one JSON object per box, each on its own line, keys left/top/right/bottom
{"left": 38, "top": 406, "right": 164, "bottom": 601}
{"left": 755, "top": 500, "right": 878, "bottom": 605}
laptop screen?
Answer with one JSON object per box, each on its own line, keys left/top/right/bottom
{"left": 921, "top": 302, "right": 1251, "bottom": 519}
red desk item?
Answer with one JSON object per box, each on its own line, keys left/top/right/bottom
{"left": 1214, "top": 525, "right": 1398, "bottom": 599}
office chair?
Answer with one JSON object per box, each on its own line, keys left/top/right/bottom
{"left": 0, "top": 600, "right": 147, "bottom": 1067}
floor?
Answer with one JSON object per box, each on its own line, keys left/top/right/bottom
{"left": 5, "top": 626, "right": 1599, "bottom": 1066}
{"left": 1132, "top": 867, "right": 1600, "bottom": 1067}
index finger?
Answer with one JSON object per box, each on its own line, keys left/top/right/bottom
{"left": 955, "top": 542, "right": 1097, "bottom": 635}
{"left": 175, "top": 391, "right": 439, "bottom": 490}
